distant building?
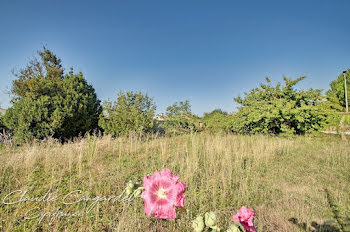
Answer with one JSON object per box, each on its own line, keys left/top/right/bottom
{"left": 153, "top": 114, "right": 165, "bottom": 122}
{"left": 0, "top": 108, "right": 6, "bottom": 115}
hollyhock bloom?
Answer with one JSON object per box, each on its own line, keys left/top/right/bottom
{"left": 141, "top": 168, "right": 186, "bottom": 219}
{"left": 232, "top": 206, "right": 256, "bottom": 232}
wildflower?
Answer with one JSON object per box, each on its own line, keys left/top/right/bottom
{"left": 232, "top": 206, "right": 256, "bottom": 232}
{"left": 141, "top": 168, "right": 186, "bottom": 219}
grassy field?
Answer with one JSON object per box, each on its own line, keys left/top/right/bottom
{"left": 0, "top": 134, "right": 349, "bottom": 232}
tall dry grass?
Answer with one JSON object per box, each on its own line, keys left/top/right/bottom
{"left": 0, "top": 134, "right": 349, "bottom": 231}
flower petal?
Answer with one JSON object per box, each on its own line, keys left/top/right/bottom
{"left": 141, "top": 192, "right": 154, "bottom": 216}
{"left": 175, "top": 194, "right": 186, "bottom": 207}
{"left": 232, "top": 206, "right": 256, "bottom": 232}
{"left": 153, "top": 203, "right": 177, "bottom": 219}
{"left": 161, "top": 168, "right": 179, "bottom": 182}
{"left": 141, "top": 168, "right": 186, "bottom": 220}
{"left": 176, "top": 181, "right": 186, "bottom": 193}
{"left": 142, "top": 176, "right": 154, "bottom": 190}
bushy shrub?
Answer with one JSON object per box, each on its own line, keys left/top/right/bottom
{"left": 232, "top": 77, "right": 329, "bottom": 135}
{"left": 159, "top": 101, "right": 201, "bottom": 135}
{"left": 160, "top": 116, "right": 200, "bottom": 136}
{"left": 202, "top": 109, "right": 234, "bottom": 133}
{"left": 326, "top": 69, "right": 350, "bottom": 111}
{"left": 0, "top": 115, "right": 5, "bottom": 131}
{"left": 165, "top": 100, "right": 191, "bottom": 117}
{"left": 3, "top": 47, "right": 101, "bottom": 143}
{"left": 98, "top": 91, "right": 156, "bottom": 136}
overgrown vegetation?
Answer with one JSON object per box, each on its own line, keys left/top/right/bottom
{"left": 160, "top": 101, "right": 201, "bottom": 135}
{"left": 1, "top": 47, "right": 350, "bottom": 232}
{"left": 0, "top": 134, "right": 349, "bottom": 231}
{"left": 232, "top": 77, "right": 328, "bottom": 135}
{"left": 98, "top": 91, "right": 156, "bottom": 136}
{"left": 326, "top": 69, "right": 350, "bottom": 111}
{"left": 0, "top": 115, "right": 5, "bottom": 131}
{"left": 2, "top": 47, "right": 101, "bottom": 143}
{"left": 1, "top": 47, "right": 349, "bottom": 142}
{"left": 202, "top": 109, "right": 234, "bottom": 133}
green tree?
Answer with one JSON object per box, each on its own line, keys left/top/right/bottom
{"left": 3, "top": 47, "right": 101, "bottom": 142}
{"left": 202, "top": 109, "right": 234, "bottom": 133}
{"left": 161, "top": 100, "right": 200, "bottom": 135}
{"left": 233, "top": 77, "right": 328, "bottom": 135}
{"left": 11, "top": 47, "right": 64, "bottom": 101}
{"left": 0, "top": 114, "right": 6, "bottom": 132}
{"left": 326, "top": 69, "right": 350, "bottom": 111}
{"left": 203, "top": 109, "right": 228, "bottom": 117}
{"left": 55, "top": 70, "right": 102, "bottom": 138}
{"left": 98, "top": 91, "right": 156, "bottom": 136}
{"left": 166, "top": 100, "right": 191, "bottom": 117}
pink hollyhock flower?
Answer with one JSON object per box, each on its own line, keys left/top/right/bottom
{"left": 232, "top": 206, "right": 257, "bottom": 232}
{"left": 141, "top": 168, "right": 186, "bottom": 219}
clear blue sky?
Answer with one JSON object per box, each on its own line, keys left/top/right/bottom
{"left": 0, "top": 0, "right": 349, "bottom": 115}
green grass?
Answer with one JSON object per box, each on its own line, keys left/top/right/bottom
{"left": 343, "top": 115, "right": 350, "bottom": 126}
{"left": 0, "top": 134, "right": 349, "bottom": 231}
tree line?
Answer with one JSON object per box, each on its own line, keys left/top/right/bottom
{"left": 0, "top": 48, "right": 348, "bottom": 143}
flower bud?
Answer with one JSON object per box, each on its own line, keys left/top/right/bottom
{"left": 191, "top": 215, "right": 205, "bottom": 232}
{"left": 226, "top": 223, "right": 245, "bottom": 232}
{"left": 133, "top": 188, "right": 142, "bottom": 198}
{"left": 205, "top": 211, "right": 217, "bottom": 228}
{"left": 125, "top": 187, "right": 133, "bottom": 197}
{"left": 126, "top": 181, "right": 135, "bottom": 189}
{"left": 226, "top": 224, "right": 241, "bottom": 232}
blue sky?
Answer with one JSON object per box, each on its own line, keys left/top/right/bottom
{"left": 0, "top": 0, "right": 349, "bottom": 115}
